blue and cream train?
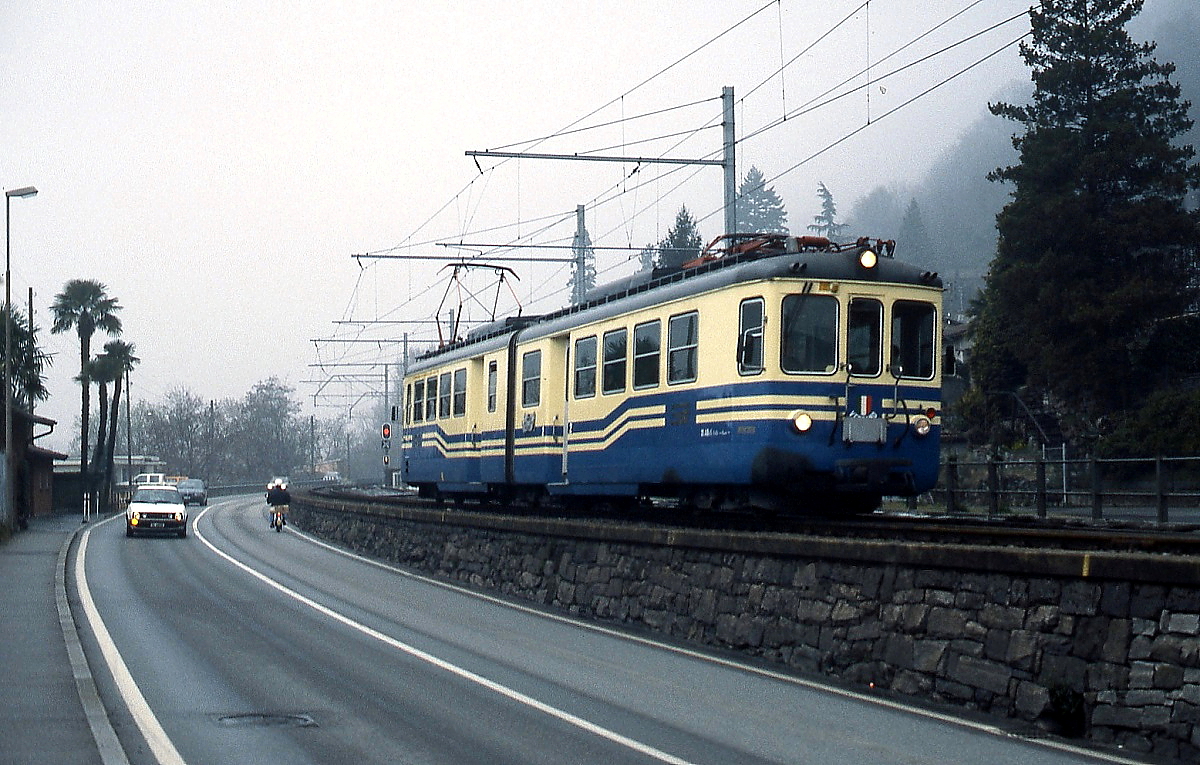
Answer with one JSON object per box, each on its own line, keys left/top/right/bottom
{"left": 400, "top": 234, "right": 943, "bottom": 513}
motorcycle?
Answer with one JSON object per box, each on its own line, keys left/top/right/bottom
{"left": 269, "top": 504, "right": 287, "bottom": 532}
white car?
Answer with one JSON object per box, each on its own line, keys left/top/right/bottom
{"left": 125, "top": 486, "right": 189, "bottom": 538}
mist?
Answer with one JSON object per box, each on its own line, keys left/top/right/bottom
{"left": 846, "top": 0, "right": 1200, "bottom": 315}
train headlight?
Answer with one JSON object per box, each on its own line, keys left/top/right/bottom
{"left": 858, "top": 249, "right": 878, "bottom": 269}
{"left": 913, "top": 416, "right": 932, "bottom": 437}
{"left": 790, "top": 410, "right": 814, "bottom": 434}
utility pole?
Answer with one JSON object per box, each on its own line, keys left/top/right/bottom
{"left": 722, "top": 86, "right": 737, "bottom": 237}
{"left": 572, "top": 205, "right": 588, "bottom": 304}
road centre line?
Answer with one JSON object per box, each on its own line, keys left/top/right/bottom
{"left": 193, "top": 506, "right": 699, "bottom": 765}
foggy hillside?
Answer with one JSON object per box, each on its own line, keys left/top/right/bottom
{"left": 846, "top": 0, "right": 1199, "bottom": 317}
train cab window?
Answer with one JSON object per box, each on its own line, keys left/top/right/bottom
{"left": 781, "top": 295, "right": 838, "bottom": 374}
{"left": 411, "top": 382, "right": 423, "bottom": 423}
{"left": 424, "top": 376, "right": 438, "bottom": 421}
{"left": 603, "top": 329, "right": 627, "bottom": 394}
{"left": 667, "top": 312, "right": 699, "bottom": 384}
{"left": 574, "top": 336, "right": 597, "bottom": 399}
{"left": 848, "top": 298, "right": 883, "bottom": 376}
{"left": 438, "top": 372, "right": 452, "bottom": 418}
{"left": 487, "top": 361, "right": 498, "bottom": 413}
{"left": 452, "top": 368, "right": 467, "bottom": 416}
{"left": 633, "top": 320, "right": 661, "bottom": 390}
{"left": 522, "top": 350, "right": 541, "bottom": 407}
{"left": 738, "top": 298, "right": 765, "bottom": 375}
{"left": 891, "top": 301, "right": 936, "bottom": 379}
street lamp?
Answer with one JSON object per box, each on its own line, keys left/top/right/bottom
{"left": 5, "top": 185, "right": 37, "bottom": 529}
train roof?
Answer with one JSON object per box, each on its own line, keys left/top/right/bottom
{"left": 408, "top": 235, "right": 942, "bottom": 372}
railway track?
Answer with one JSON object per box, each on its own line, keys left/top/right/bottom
{"left": 306, "top": 485, "right": 1200, "bottom": 558}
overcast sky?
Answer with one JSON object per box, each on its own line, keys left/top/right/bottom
{"left": 4, "top": 0, "right": 1040, "bottom": 454}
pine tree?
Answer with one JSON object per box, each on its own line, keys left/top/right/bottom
{"left": 735, "top": 166, "right": 789, "bottom": 234}
{"left": 654, "top": 206, "right": 704, "bottom": 270}
{"left": 897, "top": 199, "right": 935, "bottom": 263}
{"left": 807, "top": 182, "right": 849, "bottom": 239}
{"left": 567, "top": 218, "right": 597, "bottom": 304}
{"left": 971, "top": 0, "right": 1200, "bottom": 434}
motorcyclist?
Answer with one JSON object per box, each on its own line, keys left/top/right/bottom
{"left": 266, "top": 480, "right": 291, "bottom": 529}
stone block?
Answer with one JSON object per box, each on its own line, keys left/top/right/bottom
{"left": 1131, "top": 584, "right": 1167, "bottom": 619}
{"left": 926, "top": 589, "right": 955, "bottom": 607}
{"left": 927, "top": 607, "right": 967, "bottom": 637}
{"left": 1154, "top": 664, "right": 1185, "bottom": 690}
{"left": 1041, "top": 653, "right": 1088, "bottom": 689}
{"left": 913, "top": 640, "right": 948, "bottom": 673}
{"left": 1167, "top": 613, "right": 1200, "bottom": 636}
{"left": 1014, "top": 680, "right": 1050, "bottom": 718}
{"left": 980, "top": 603, "right": 1024, "bottom": 630}
{"left": 884, "top": 634, "right": 915, "bottom": 668}
{"left": 1061, "top": 581, "right": 1101, "bottom": 615}
{"left": 1006, "top": 630, "right": 1040, "bottom": 672}
{"left": 951, "top": 654, "right": 1013, "bottom": 695}
{"left": 1026, "top": 605, "right": 1060, "bottom": 632}
{"left": 1093, "top": 703, "right": 1145, "bottom": 729}
{"left": 1100, "top": 582, "right": 1131, "bottom": 617}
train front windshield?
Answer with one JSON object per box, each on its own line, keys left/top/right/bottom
{"left": 780, "top": 295, "right": 936, "bottom": 379}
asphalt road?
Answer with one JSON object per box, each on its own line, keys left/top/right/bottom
{"left": 70, "top": 496, "right": 1138, "bottom": 765}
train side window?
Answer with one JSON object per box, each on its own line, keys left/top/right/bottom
{"left": 425, "top": 376, "right": 437, "bottom": 421}
{"left": 602, "top": 328, "right": 627, "bottom": 394}
{"left": 633, "top": 320, "right": 661, "bottom": 390}
{"left": 667, "top": 311, "right": 699, "bottom": 384}
{"left": 522, "top": 350, "right": 541, "bottom": 407}
{"left": 891, "top": 301, "right": 936, "bottom": 379}
{"left": 848, "top": 298, "right": 883, "bottom": 377}
{"left": 412, "top": 381, "right": 423, "bottom": 423}
{"left": 452, "top": 368, "right": 467, "bottom": 416}
{"left": 574, "top": 336, "right": 597, "bottom": 399}
{"left": 781, "top": 294, "right": 838, "bottom": 374}
{"left": 438, "top": 372, "right": 452, "bottom": 418}
{"left": 487, "top": 361, "right": 498, "bottom": 413}
{"left": 738, "top": 298, "right": 765, "bottom": 375}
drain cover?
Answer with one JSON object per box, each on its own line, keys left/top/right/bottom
{"left": 217, "top": 712, "right": 317, "bottom": 728}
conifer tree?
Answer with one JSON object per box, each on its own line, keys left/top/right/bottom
{"left": 971, "top": 0, "right": 1200, "bottom": 432}
{"left": 735, "top": 166, "right": 789, "bottom": 234}
{"left": 807, "top": 182, "right": 849, "bottom": 239}
{"left": 653, "top": 206, "right": 704, "bottom": 270}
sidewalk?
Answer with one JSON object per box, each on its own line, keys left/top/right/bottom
{"left": 0, "top": 513, "right": 103, "bottom": 764}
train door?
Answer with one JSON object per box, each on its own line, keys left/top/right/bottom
{"left": 844, "top": 294, "right": 887, "bottom": 444}
{"left": 560, "top": 337, "right": 571, "bottom": 483}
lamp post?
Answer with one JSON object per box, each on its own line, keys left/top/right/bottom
{"left": 5, "top": 185, "right": 37, "bottom": 529}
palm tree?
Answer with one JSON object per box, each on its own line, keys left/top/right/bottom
{"left": 51, "top": 280, "right": 122, "bottom": 504}
{"left": 3, "top": 304, "right": 51, "bottom": 409}
{"left": 88, "top": 354, "right": 119, "bottom": 508}
{"left": 100, "top": 340, "right": 138, "bottom": 511}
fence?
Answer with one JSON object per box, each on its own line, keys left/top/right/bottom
{"left": 932, "top": 454, "right": 1200, "bottom": 524}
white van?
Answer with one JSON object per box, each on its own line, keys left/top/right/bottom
{"left": 132, "top": 473, "right": 168, "bottom": 486}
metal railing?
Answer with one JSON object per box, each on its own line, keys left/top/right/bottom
{"left": 931, "top": 454, "right": 1200, "bottom": 524}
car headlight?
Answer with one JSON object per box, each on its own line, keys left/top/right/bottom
{"left": 913, "top": 416, "right": 932, "bottom": 437}
{"left": 858, "top": 249, "right": 878, "bottom": 269}
{"left": 790, "top": 410, "right": 814, "bottom": 433}
{"left": 175, "top": 512, "right": 185, "bottom": 522}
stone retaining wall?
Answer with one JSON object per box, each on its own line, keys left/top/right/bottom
{"left": 291, "top": 498, "right": 1200, "bottom": 762}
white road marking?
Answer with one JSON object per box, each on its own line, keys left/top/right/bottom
{"left": 193, "top": 506, "right": 699, "bottom": 765}
{"left": 278, "top": 509, "right": 1146, "bottom": 765}
{"left": 77, "top": 519, "right": 189, "bottom": 765}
